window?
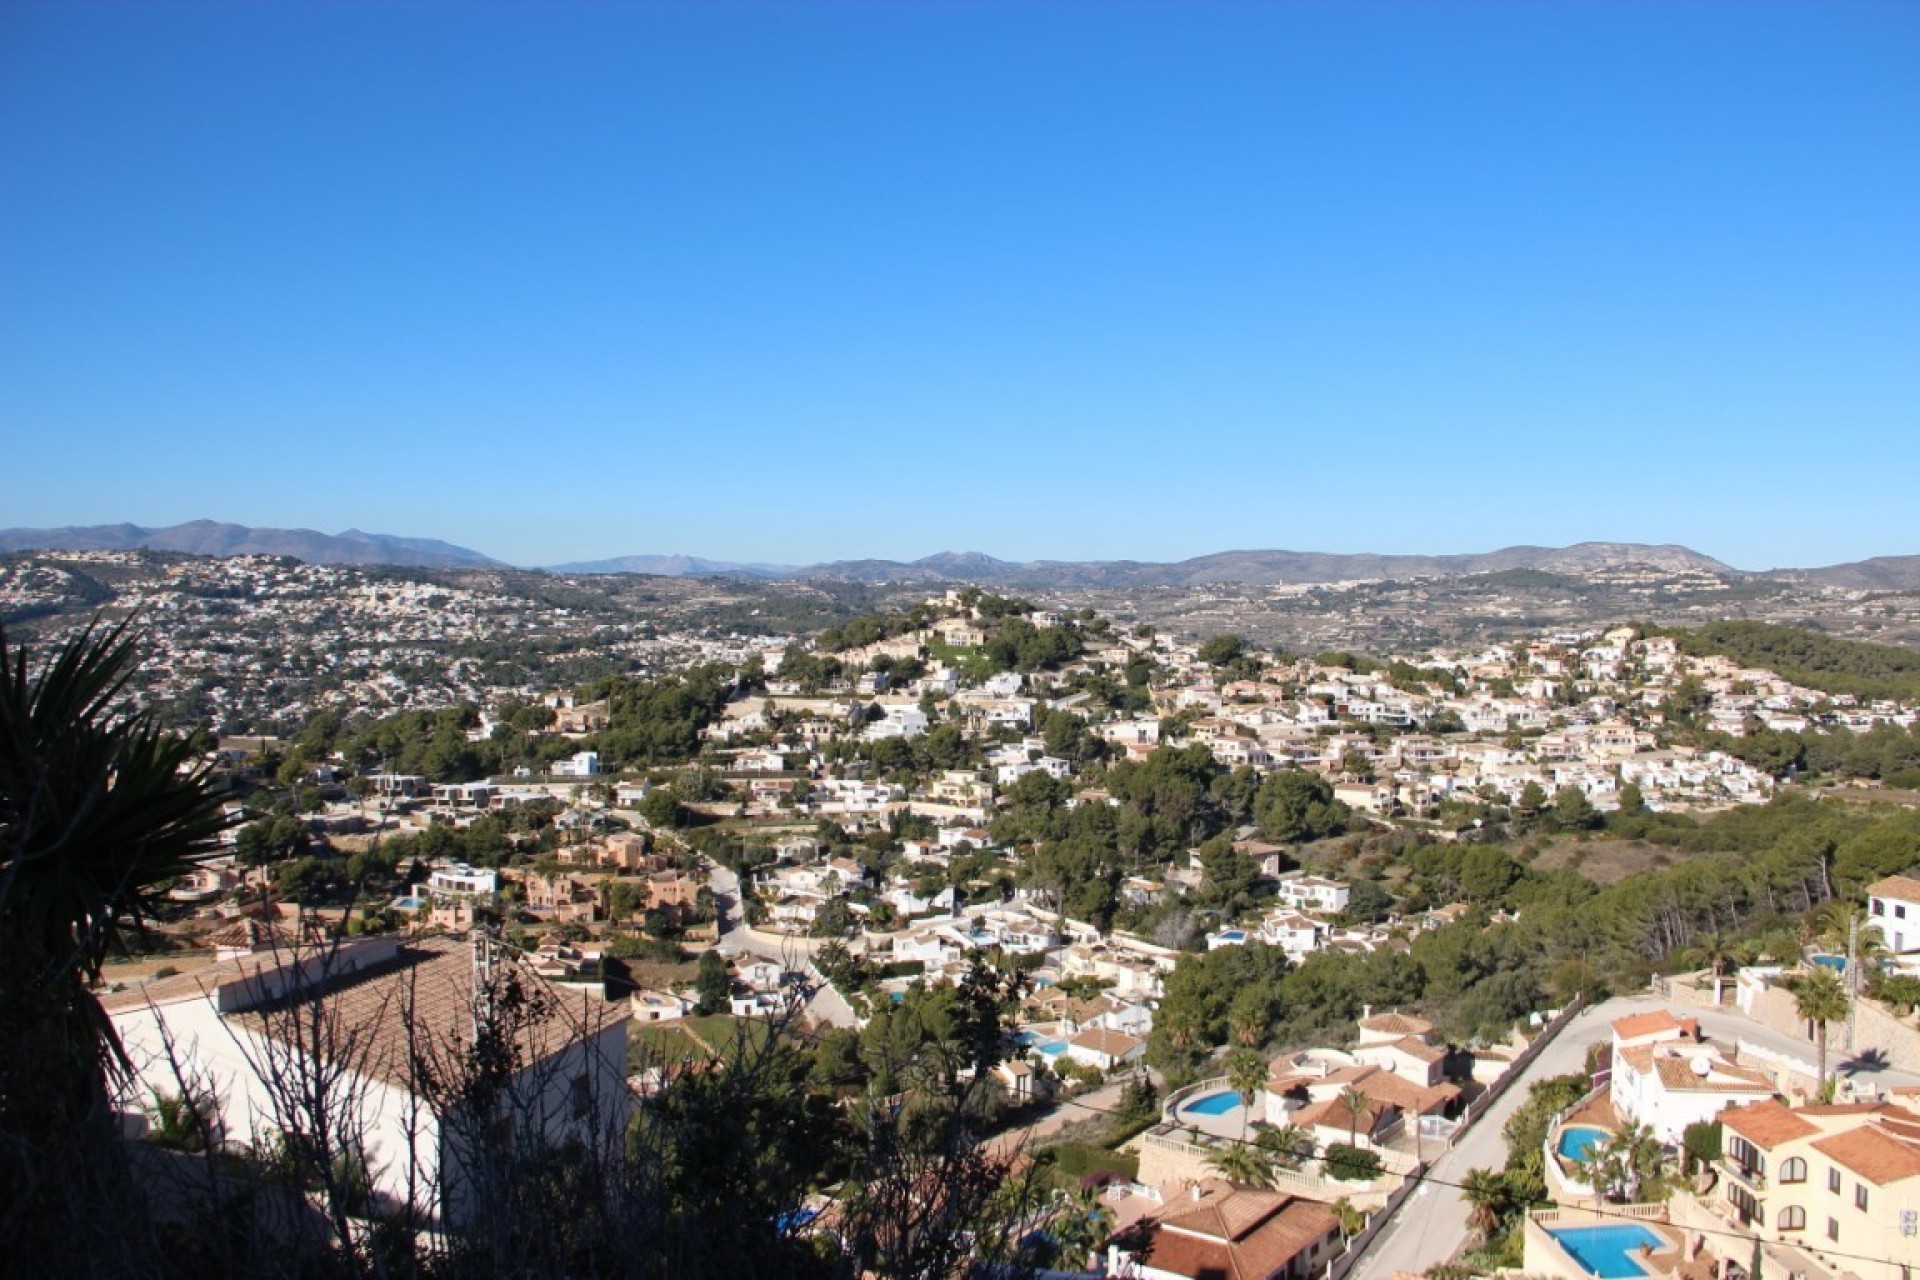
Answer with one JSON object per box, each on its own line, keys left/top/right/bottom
{"left": 1856, "top": 1184, "right": 1870, "bottom": 1211}
{"left": 1779, "top": 1206, "right": 1806, "bottom": 1231}
{"left": 1827, "top": 1217, "right": 1839, "bottom": 1243}
{"left": 1898, "top": 904, "right": 1909, "bottom": 919}
{"left": 1781, "top": 1157, "right": 1807, "bottom": 1183}
{"left": 1829, "top": 1167, "right": 1843, "bottom": 1193}
{"left": 1872, "top": 900, "right": 1885, "bottom": 916}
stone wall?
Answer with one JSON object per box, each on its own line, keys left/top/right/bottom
{"left": 1742, "top": 978, "right": 1920, "bottom": 1079}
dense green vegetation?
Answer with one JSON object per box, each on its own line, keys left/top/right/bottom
{"left": 988, "top": 746, "right": 1352, "bottom": 930}
{"left": 1662, "top": 620, "right": 1920, "bottom": 702}
{"left": 1143, "top": 791, "right": 1920, "bottom": 1079}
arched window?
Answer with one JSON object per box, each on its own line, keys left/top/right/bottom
{"left": 1779, "top": 1206, "right": 1807, "bottom": 1231}
{"left": 1781, "top": 1157, "right": 1808, "bottom": 1183}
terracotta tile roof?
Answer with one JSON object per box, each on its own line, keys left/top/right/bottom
{"left": 101, "top": 954, "right": 278, "bottom": 1014}
{"left": 1652, "top": 1054, "right": 1772, "bottom": 1094}
{"left": 1124, "top": 1180, "right": 1340, "bottom": 1280}
{"left": 1382, "top": 1035, "right": 1447, "bottom": 1064}
{"left": 1720, "top": 1100, "right": 1818, "bottom": 1149}
{"left": 233, "top": 938, "right": 622, "bottom": 1089}
{"left": 1810, "top": 1126, "right": 1920, "bottom": 1186}
{"left": 1617, "top": 1044, "right": 1658, "bottom": 1074}
{"left": 1295, "top": 1092, "right": 1395, "bottom": 1135}
{"left": 1159, "top": 1184, "right": 1287, "bottom": 1240}
{"left": 1866, "top": 875, "right": 1920, "bottom": 902}
{"left": 1611, "top": 1010, "right": 1699, "bottom": 1042}
{"left": 1358, "top": 1010, "right": 1432, "bottom": 1036}
{"left": 1067, "top": 1027, "right": 1143, "bottom": 1057}
{"left": 202, "top": 917, "right": 298, "bottom": 952}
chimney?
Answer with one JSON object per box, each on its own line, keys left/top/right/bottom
{"left": 1190, "top": 1182, "right": 1204, "bottom": 1201}
{"left": 1363, "top": 1004, "right": 1373, "bottom": 1020}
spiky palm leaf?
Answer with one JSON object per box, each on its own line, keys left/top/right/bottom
{"left": 0, "top": 619, "right": 232, "bottom": 1078}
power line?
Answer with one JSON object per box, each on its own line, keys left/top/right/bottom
{"left": 1006, "top": 1086, "right": 1918, "bottom": 1274}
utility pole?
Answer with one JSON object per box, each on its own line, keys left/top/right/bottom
{"left": 1846, "top": 912, "right": 1859, "bottom": 1054}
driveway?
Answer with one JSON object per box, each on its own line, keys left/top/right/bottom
{"left": 1354, "top": 991, "right": 1920, "bottom": 1280}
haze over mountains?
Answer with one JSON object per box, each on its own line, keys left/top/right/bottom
{"left": 4, "top": 520, "right": 1917, "bottom": 590}
{"left": 0, "top": 521, "right": 503, "bottom": 569}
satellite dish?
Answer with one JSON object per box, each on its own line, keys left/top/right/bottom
{"left": 1691, "top": 1055, "right": 1713, "bottom": 1077}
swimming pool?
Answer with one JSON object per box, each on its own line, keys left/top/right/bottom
{"left": 1184, "top": 1090, "right": 1244, "bottom": 1116}
{"left": 1548, "top": 1224, "right": 1665, "bottom": 1278}
{"left": 1556, "top": 1126, "right": 1609, "bottom": 1163}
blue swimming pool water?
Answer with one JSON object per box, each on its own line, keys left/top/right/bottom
{"left": 1184, "top": 1090, "right": 1243, "bottom": 1116}
{"left": 1813, "top": 954, "right": 1847, "bottom": 973}
{"left": 1556, "top": 1126, "right": 1608, "bottom": 1163}
{"left": 1548, "top": 1225, "right": 1664, "bottom": 1278}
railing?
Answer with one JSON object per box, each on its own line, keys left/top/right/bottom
{"left": 1140, "top": 1129, "right": 1401, "bottom": 1200}
{"left": 1454, "top": 993, "right": 1589, "bottom": 1134}
{"left": 1530, "top": 1202, "right": 1668, "bottom": 1226}
{"left": 1720, "top": 1157, "right": 1767, "bottom": 1191}
{"left": 1160, "top": 1075, "right": 1232, "bottom": 1123}
{"left": 1321, "top": 1159, "right": 1427, "bottom": 1280}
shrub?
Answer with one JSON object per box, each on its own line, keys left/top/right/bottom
{"left": 1323, "top": 1143, "right": 1384, "bottom": 1182}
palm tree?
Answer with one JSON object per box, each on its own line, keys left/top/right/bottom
{"left": 1047, "top": 1183, "right": 1113, "bottom": 1270}
{"left": 1794, "top": 965, "right": 1851, "bottom": 1092}
{"left": 0, "top": 620, "right": 230, "bottom": 1260}
{"left": 1339, "top": 1085, "right": 1374, "bottom": 1148}
{"left": 1226, "top": 1048, "right": 1267, "bottom": 1141}
{"left": 1460, "top": 1167, "right": 1515, "bottom": 1241}
{"left": 1753, "top": 925, "right": 1803, "bottom": 966}
{"left": 1205, "top": 1139, "right": 1280, "bottom": 1189}
{"left": 1256, "top": 1123, "right": 1314, "bottom": 1170}
{"left": 1689, "top": 929, "right": 1737, "bottom": 1005}
{"left": 1330, "top": 1196, "right": 1367, "bottom": 1240}
{"left": 1580, "top": 1122, "right": 1664, "bottom": 1202}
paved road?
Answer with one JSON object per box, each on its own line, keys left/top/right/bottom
{"left": 1354, "top": 992, "right": 1920, "bottom": 1280}
{"left": 987, "top": 1073, "right": 1147, "bottom": 1161}
{"left": 706, "top": 860, "right": 861, "bottom": 1028}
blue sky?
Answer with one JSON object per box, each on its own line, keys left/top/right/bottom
{"left": 2, "top": 1, "right": 1915, "bottom": 571}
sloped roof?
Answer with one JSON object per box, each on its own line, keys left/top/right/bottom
{"left": 1382, "top": 1035, "right": 1446, "bottom": 1064}
{"left": 1867, "top": 875, "right": 1920, "bottom": 902}
{"left": 1720, "top": 1100, "right": 1819, "bottom": 1150}
{"left": 1358, "top": 1010, "right": 1433, "bottom": 1037}
{"left": 234, "top": 937, "right": 623, "bottom": 1089}
{"left": 1652, "top": 1054, "right": 1772, "bottom": 1094}
{"left": 1126, "top": 1180, "right": 1340, "bottom": 1280}
{"left": 1811, "top": 1126, "right": 1920, "bottom": 1186}
{"left": 1068, "top": 1027, "right": 1143, "bottom": 1057}
{"left": 1611, "top": 1010, "right": 1698, "bottom": 1042}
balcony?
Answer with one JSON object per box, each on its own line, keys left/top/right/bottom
{"left": 1720, "top": 1157, "right": 1767, "bottom": 1192}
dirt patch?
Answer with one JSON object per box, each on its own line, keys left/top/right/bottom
{"left": 1820, "top": 786, "right": 1920, "bottom": 809}
{"left": 1531, "top": 836, "right": 1676, "bottom": 884}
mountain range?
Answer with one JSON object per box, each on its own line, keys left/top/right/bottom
{"left": 5, "top": 521, "right": 1918, "bottom": 590}
{"left": 0, "top": 521, "right": 503, "bottom": 569}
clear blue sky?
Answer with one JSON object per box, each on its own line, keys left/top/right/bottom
{"left": 2, "top": 1, "right": 1915, "bottom": 570}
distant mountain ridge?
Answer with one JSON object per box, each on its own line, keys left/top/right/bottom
{"left": 745, "top": 542, "right": 1736, "bottom": 587}
{"left": 7, "top": 522, "right": 1919, "bottom": 589}
{"left": 549, "top": 552, "right": 794, "bottom": 578}
{"left": 1772, "top": 555, "right": 1920, "bottom": 592}
{"left": 0, "top": 521, "right": 502, "bottom": 569}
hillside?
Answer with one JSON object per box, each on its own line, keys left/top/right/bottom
{"left": 1664, "top": 621, "right": 1920, "bottom": 701}
{"left": 0, "top": 521, "right": 502, "bottom": 569}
